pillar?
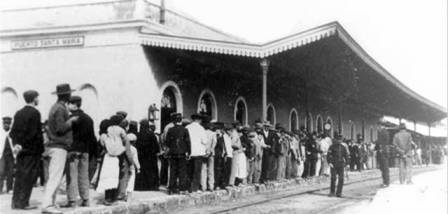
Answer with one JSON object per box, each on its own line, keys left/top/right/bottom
{"left": 260, "top": 59, "right": 269, "bottom": 121}
{"left": 413, "top": 121, "right": 417, "bottom": 132}
{"left": 428, "top": 123, "right": 432, "bottom": 164}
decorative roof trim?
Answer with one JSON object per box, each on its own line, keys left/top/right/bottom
{"left": 140, "top": 22, "right": 338, "bottom": 58}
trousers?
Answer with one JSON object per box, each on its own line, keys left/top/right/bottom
{"left": 201, "top": 156, "right": 214, "bottom": 190}
{"left": 66, "top": 152, "right": 89, "bottom": 202}
{"left": 330, "top": 166, "right": 344, "bottom": 196}
{"left": 168, "top": 157, "right": 188, "bottom": 192}
{"left": 246, "top": 159, "right": 256, "bottom": 184}
{"left": 0, "top": 154, "right": 14, "bottom": 192}
{"left": 189, "top": 156, "right": 204, "bottom": 192}
{"left": 214, "top": 156, "right": 226, "bottom": 188}
{"left": 117, "top": 154, "right": 130, "bottom": 199}
{"left": 276, "top": 155, "right": 286, "bottom": 180}
{"left": 12, "top": 153, "right": 40, "bottom": 208}
{"left": 42, "top": 148, "right": 67, "bottom": 208}
{"left": 399, "top": 157, "right": 412, "bottom": 184}
{"left": 378, "top": 153, "right": 390, "bottom": 185}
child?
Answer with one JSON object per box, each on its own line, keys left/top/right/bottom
{"left": 126, "top": 133, "right": 141, "bottom": 200}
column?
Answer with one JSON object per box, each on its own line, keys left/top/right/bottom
{"left": 413, "top": 121, "right": 417, "bottom": 132}
{"left": 428, "top": 123, "right": 432, "bottom": 164}
{"left": 260, "top": 59, "right": 270, "bottom": 121}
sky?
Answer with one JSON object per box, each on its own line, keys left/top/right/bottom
{"left": 1, "top": 0, "right": 447, "bottom": 133}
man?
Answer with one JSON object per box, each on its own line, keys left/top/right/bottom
{"left": 203, "top": 117, "right": 217, "bottom": 191}
{"left": 10, "top": 90, "right": 43, "bottom": 210}
{"left": 0, "top": 117, "right": 15, "bottom": 194}
{"left": 253, "top": 121, "right": 269, "bottom": 183}
{"left": 275, "top": 125, "right": 288, "bottom": 180}
{"left": 327, "top": 134, "right": 349, "bottom": 197}
{"left": 242, "top": 127, "right": 256, "bottom": 184}
{"left": 42, "top": 84, "right": 78, "bottom": 214}
{"left": 160, "top": 113, "right": 176, "bottom": 187}
{"left": 375, "top": 125, "right": 390, "bottom": 187}
{"left": 302, "top": 132, "right": 318, "bottom": 178}
{"left": 63, "top": 96, "right": 96, "bottom": 207}
{"left": 222, "top": 124, "right": 233, "bottom": 187}
{"left": 260, "top": 121, "right": 279, "bottom": 182}
{"left": 213, "top": 122, "right": 227, "bottom": 189}
{"left": 165, "top": 113, "right": 190, "bottom": 194}
{"left": 186, "top": 114, "right": 207, "bottom": 192}
{"left": 393, "top": 123, "right": 413, "bottom": 184}
{"left": 348, "top": 139, "right": 360, "bottom": 171}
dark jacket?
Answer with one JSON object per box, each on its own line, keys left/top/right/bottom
{"left": 69, "top": 109, "right": 96, "bottom": 153}
{"left": 327, "top": 142, "right": 349, "bottom": 168}
{"left": 10, "top": 105, "right": 44, "bottom": 155}
{"left": 305, "top": 139, "right": 318, "bottom": 160}
{"left": 263, "top": 130, "right": 279, "bottom": 156}
{"left": 241, "top": 135, "right": 255, "bottom": 159}
{"left": 47, "top": 101, "right": 73, "bottom": 150}
{"left": 165, "top": 124, "right": 191, "bottom": 157}
{"left": 215, "top": 135, "right": 226, "bottom": 158}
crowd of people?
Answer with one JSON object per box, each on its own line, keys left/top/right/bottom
{"left": 0, "top": 83, "right": 444, "bottom": 213}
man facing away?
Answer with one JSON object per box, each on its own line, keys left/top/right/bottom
{"left": 186, "top": 114, "right": 207, "bottom": 192}
{"left": 63, "top": 96, "right": 96, "bottom": 207}
{"left": 375, "top": 125, "right": 390, "bottom": 187}
{"left": 165, "top": 113, "right": 191, "bottom": 194}
{"left": 42, "top": 84, "right": 78, "bottom": 214}
{"left": 0, "top": 116, "right": 15, "bottom": 194}
{"left": 393, "top": 123, "right": 414, "bottom": 184}
{"left": 327, "top": 134, "right": 349, "bottom": 197}
{"left": 10, "top": 90, "right": 43, "bottom": 210}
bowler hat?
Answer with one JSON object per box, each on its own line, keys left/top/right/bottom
{"left": 170, "top": 112, "right": 182, "bottom": 120}
{"left": 69, "top": 95, "right": 82, "bottom": 103}
{"left": 399, "top": 123, "right": 406, "bottom": 129}
{"left": 116, "top": 111, "right": 128, "bottom": 119}
{"left": 191, "top": 113, "right": 203, "bottom": 120}
{"left": 263, "top": 121, "right": 272, "bottom": 127}
{"left": 52, "top": 83, "right": 75, "bottom": 95}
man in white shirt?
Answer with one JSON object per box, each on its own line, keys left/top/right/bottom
{"left": 203, "top": 119, "right": 217, "bottom": 191}
{"left": 319, "top": 134, "right": 332, "bottom": 176}
{"left": 186, "top": 114, "right": 207, "bottom": 192}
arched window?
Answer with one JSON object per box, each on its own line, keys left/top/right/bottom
{"left": 305, "top": 113, "right": 313, "bottom": 132}
{"left": 1, "top": 87, "right": 19, "bottom": 118}
{"left": 316, "top": 115, "right": 323, "bottom": 133}
{"left": 266, "top": 103, "right": 276, "bottom": 125}
{"left": 78, "top": 83, "right": 99, "bottom": 120}
{"left": 197, "top": 89, "right": 218, "bottom": 120}
{"left": 234, "top": 96, "right": 248, "bottom": 125}
{"left": 350, "top": 122, "right": 355, "bottom": 140}
{"left": 160, "top": 81, "right": 183, "bottom": 131}
{"left": 289, "top": 108, "right": 298, "bottom": 131}
{"left": 325, "top": 117, "right": 334, "bottom": 137}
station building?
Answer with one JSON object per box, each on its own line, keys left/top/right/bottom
{"left": 1, "top": 0, "right": 446, "bottom": 139}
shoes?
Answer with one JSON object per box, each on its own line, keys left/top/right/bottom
{"left": 61, "top": 201, "right": 76, "bottom": 208}
{"left": 41, "top": 206, "right": 63, "bottom": 214}
{"left": 103, "top": 200, "right": 117, "bottom": 206}
{"left": 336, "top": 194, "right": 342, "bottom": 198}
{"left": 81, "top": 200, "right": 89, "bottom": 207}
{"left": 328, "top": 193, "right": 335, "bottom": 197}
{"left": 12, "top": 205, "right": 37, "bottom": 210}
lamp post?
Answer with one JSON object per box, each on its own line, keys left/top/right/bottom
{"left": 260, "top": 58, "right": 270, "bottom": 121}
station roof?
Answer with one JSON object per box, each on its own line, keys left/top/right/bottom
{"left": 1, "top": 0, "right": 446, "bottom": 123}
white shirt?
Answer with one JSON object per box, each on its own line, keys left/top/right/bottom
{"left": 205, "top": 130, "right": 217, "bottom": 156}
{"left": 186, "top": 122, "right": 207, "bottom": 157}
{"left": 320, "top": 137, "right": 332, "bottom": 155}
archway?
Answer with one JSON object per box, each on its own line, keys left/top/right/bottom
{"left": 234, "top": 96, "right": 248, "bottom": 125}
{"left": 78, "top": 84, "right": 99, "bottom": 126}
{"left": 197, "top": 89, "right": 218, "bottom": 121}
{"left": 1, "top": 87, "right": 19, "bottom": 118}
{"left": 289, "top": 108, "right": 298, "bottom": 131}
{"left": 160, "top": 81, "right": 183, "bottom": 131}
{"left": 266, "top": 103, "right": 276, "bottom": 125}
{"left": 305, "top": 113, "right": 313, "bottom": 132}
{"left": 316, "top": 115, "right": 323, "bottom": 133}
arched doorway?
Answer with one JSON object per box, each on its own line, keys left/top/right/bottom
{"left": 1, "top": 87, "right": 19, "bottom": 118}
{"left": 289, "top": 108, "right": 298, "bottom": 131}
{"left": 234, "top": 96, "right": 248, "bottom": 125}
{"left": 160, "top": 81, "right": 183, "bottom": 131}
{"left": 197, "top": 89, "right": 218, "bottom": 120}
{"left": 78, "top": 83, "right": 99, "bottom": 133}
{"left": 266, "top": 103, "right": 276, "bottom": 125}
{"left": 316, "top": 115, "right": 323, "bottom": 133}
{"left": 305, "top": 113, "right": 313, "bottom": 132}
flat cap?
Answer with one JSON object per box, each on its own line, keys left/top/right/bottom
{"left": 69, "top": 95, "right": 82, "bottom": 103}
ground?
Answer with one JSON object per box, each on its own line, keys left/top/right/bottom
{"left": 0, "top": 163, "right": 444, "bottom": 214}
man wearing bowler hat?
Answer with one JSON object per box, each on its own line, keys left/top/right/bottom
{"left": 42, "top": 84, "right": 78, "bottom": 214}
{"left": 327, "top": 134, "right": 349, "bottom": 197}
{"left": 10, "top": 90, "right": 43, "bottom": 210}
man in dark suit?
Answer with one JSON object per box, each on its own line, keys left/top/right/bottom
{"left": 260, "top": 121, "right": 279, "bottom": 182}
{"left": 327, "top": 134, "right": 349, "bottom": 197}
{"left": 375, "top": 125, "right": 390, "bottom": 187}
{"left": 10, "top": 90, "right": 44, "bottom": 210}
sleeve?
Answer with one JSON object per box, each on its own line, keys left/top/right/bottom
{"left": 10, "top": 111, "right": 26, "bottom": 146}
{"left": 327, "top": 145, "right": 333, "bottom": 164}
{"left": 121, "top": 129, "right": 134, "bottom": 165}
{"left": 54, "top": 107, "right": 72, "bottom": 135}
{"left": 133, "top": 148, "right": 141, "bottom": 170}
